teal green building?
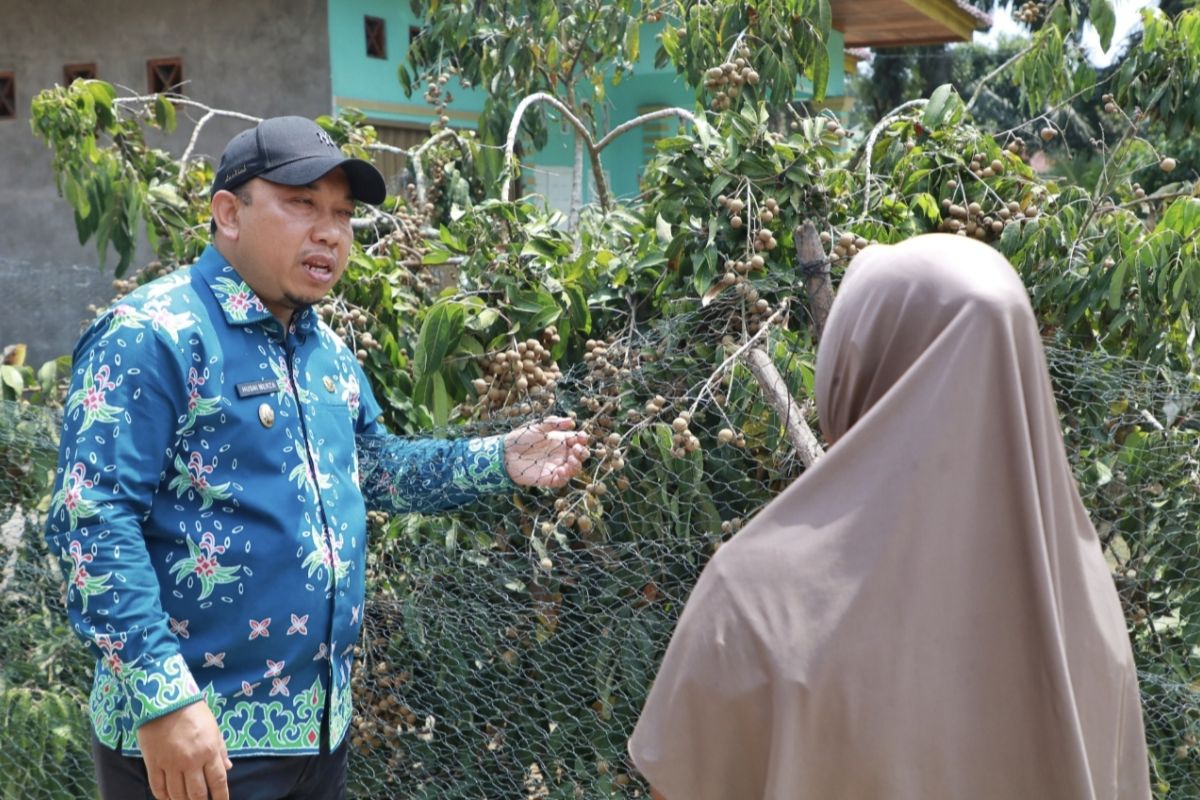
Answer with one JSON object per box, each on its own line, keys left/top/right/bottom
{"left": 326, "top": 1, "right": 988, "bottom": 207}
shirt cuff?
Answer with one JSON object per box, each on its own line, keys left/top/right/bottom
{"left": 126, "top": 653, "right": 205, "bottom": 729}
{"left": 472, "top": 434, "right": 518, "bottom": 492}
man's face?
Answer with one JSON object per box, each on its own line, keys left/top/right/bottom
{"left": 225, "top": 169, "right": 355, "bottom": 324}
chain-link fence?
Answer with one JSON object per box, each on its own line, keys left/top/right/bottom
{"left": 3, "top": 337, "right": 1200, "bottom": 798}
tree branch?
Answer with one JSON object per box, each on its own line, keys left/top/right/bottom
{"left": 594, "top": 107, "right": 697, "bottom": 152}
{"left": 500, "top": 92, "right": 609, "bottom": 211}
{"left": 742, "top": 348, "right": 824, "bottom": 467}
{"left": 965, "top": 39, "right": 1039, "bottom": 112}
{"left": 365, "top": 128, "right": 471, "bottom": 208}
{"left": 855, "top": 98, "right": 926, "bottom": 223}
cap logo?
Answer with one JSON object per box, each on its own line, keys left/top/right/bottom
{"left": 316, "top": 130, "right": 337, "bottom": 150}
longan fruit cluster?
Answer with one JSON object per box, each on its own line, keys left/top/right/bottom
{"left": 579, "top": 338, "right": 628, "bottom": 474}
{"left": 667, "top": 410, "right": 700, "bottom": 458}
{"left": 704, "top": 43, "right": 758, "bottom": 112}
{"left": 97, "top": 260, "right": 175, "bottom": 312}
{"left": 937, "top": 191, "right": 1037, "bottom": 241}
{"left": 349, "top": 658, "right": 420, "bottom": 755}
{"left": 422, "top": 67, "right": 459, "bottom": 130}
{"left": 966, "top": 151, "right": 1008, "bottom": 180}
{"left": 471, "top": 330, "right": 563, "bottom": 420}
{"left": 318, "top": 302, "right": 384, "bottom": 364}
{"left": 821, "top": 230, "right": 870, "bottom": 264}
{"left": 1016, "top": 1, "right": 1044, "bottom": 24}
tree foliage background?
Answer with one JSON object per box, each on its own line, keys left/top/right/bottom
{"left": 5, "top": 0, "right": 1200, "bottom": 796}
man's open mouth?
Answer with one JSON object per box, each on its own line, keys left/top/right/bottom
{"left": 302, "top": 255, "right": 335, "bottom": 282}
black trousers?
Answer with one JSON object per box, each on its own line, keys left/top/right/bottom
{"left": 91, "top": 736, "right": 348, "bottom": 800}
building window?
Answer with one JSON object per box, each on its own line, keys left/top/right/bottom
{"left": 639, "top": 104, "right": 671, "bottom": 163}
{"left": 365, "top": 16, "right": 387, "bottom": 59}
{"left": 0, "top": 73, "right": 14, "bottom": 120}
{"left": 63, "top": 63, "right": 97, "bottom": 86}
{"left": 147, "top": 57, "right": 183, "bottom": 94}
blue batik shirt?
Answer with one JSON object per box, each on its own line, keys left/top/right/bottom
{"left": 45, "top": 245, "right": 513, "bottom": 756}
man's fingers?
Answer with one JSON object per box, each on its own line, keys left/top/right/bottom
{"left": 147, "top": 768, "right": 169, "bottom": 800}
{"left": 184, "top": 766, "right": 210, "bottom": 800}
{"left": 167, "top": 769, "right": 189, "bottom": 800}
{"left": 205, "top": 758, "right": 231, "bottom": 800}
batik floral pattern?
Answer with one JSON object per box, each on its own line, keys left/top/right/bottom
{"left": 50, "top": 462, "right": 100, "bottom": 528}
{"left": 177, "top": 366, "right": 222, "bottom": 435}
{"left": 211, "top": 276, "right": 267, "bottom": 322}
{"left": 142, "top": 298, "right": 196, "bottom": 343}
{"left": 301, "top": 527, "right": 350, "bottom": 590}
{"left": 271, "top": 354, "right": 315, "bottom": 406}
{"left": 66, "top": 364, "right": 122, "bottom": 432}
{"left": 63, "top": 540, "right": 112, "bottom": 612}
{"left": 288, "top": 442, "right": 333, "bottom": 496}
{"left": 169, "top": 532, "right": 242, "bottom": 600}
{"left": 168, "top": 452, "right": 233, "bottom": 510}
{"left": 103, "top": 303, "right": 150, "bottom": 336}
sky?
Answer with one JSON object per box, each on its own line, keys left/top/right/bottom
{"left": 978, "top": 0, "right": 1159, "bottom": 67}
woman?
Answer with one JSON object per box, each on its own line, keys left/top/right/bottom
{"left": 629, "top": 234, "right": 1150, "bottom": 799}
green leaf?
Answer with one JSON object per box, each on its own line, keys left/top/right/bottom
{"left": 154, "top": 95, "right": 177, "bottom": 133}
{"left": 1107, "top": 259, "right": 1128, "bottom": 310}
{"left": 902, "top": 168, "right": 932, "bottom": 194}
{"left": 1088, "top": 459, "right": 1113, "bottom": 487}
{"left": 1159, "top": 198, "right": 1200, "bottom": 237}
{"left": 438, "top": 224, "right": 465, "bottom": 252}
{"left": 624, "top": 18, "right": 640, "bottom": 63}
{"left": 913, "top": 192, "right": 940, "bottom": 223}
{"left": 413, "top": 301, "right": 466, "bottom": 380}
{"left": 86, "top": 80, "right": 116, "bottom": 106}
{"left": 816, "top": 0, "right": 833, "bottom": 37}
{"left": 37, "top": 359, "right": 59, "bottom": 394}
{"left": 0, "top": 365, "right": 24, "bottom": 393}
{"left": 65, "top": 177, "right": 91, "bottom": 220}
{"left": 466, "top": 307, "right": 501, "bottom": 332}
{"left": 655, "top": 213, "right": 672, "bottom": 244}
{"left": 810, "top": 51, "right": 829, "bottom": 102}
{"left": 1090, "top": 0, "right": 1117, "bottom": 52}
{"left": 922, "top": 84, "right": 961, "bottom": 130}
{"left": 430, "top": 372, "right": 451, "bottom": 427}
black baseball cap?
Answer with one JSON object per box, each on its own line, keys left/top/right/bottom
{"left": 210, "top": 116, "right": 386, "bottom": 205}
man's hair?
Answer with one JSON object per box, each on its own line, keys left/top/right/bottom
{"left": 209, "top": 184, "right": 254, "bottom": 236}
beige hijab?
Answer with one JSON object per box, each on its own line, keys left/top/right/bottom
{"left": 629, "top": 234, "right": 1150, "bottom": 799}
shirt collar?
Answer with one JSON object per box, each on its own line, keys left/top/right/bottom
{"left": 194, "top": 245, "right": 318, "bottom": 337}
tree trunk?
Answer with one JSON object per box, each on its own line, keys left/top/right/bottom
{"left": 796, "top": 221, "right": 834, "bottom": 343}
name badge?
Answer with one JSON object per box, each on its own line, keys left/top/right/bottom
{"left": 236, "top": 379, "right": 279, "bottom": 398}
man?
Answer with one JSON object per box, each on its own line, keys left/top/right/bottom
{"left": 45, "top": 116, "right": 589, "bottom": 800}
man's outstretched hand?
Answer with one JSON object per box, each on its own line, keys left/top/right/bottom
{"left": 504, "top": 416, "right": 590, "bottom": 488}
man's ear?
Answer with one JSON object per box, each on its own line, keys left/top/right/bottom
{"left": 211, "top": 190, "right": 242, "bottom": 242}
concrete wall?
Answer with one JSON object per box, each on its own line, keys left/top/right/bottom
{"left": 0, "top": 0, "right": 333, "bottom": 364}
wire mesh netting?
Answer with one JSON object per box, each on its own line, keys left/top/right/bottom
{"left": 3, "top": 334, "right": 1200, "bottom": 798}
